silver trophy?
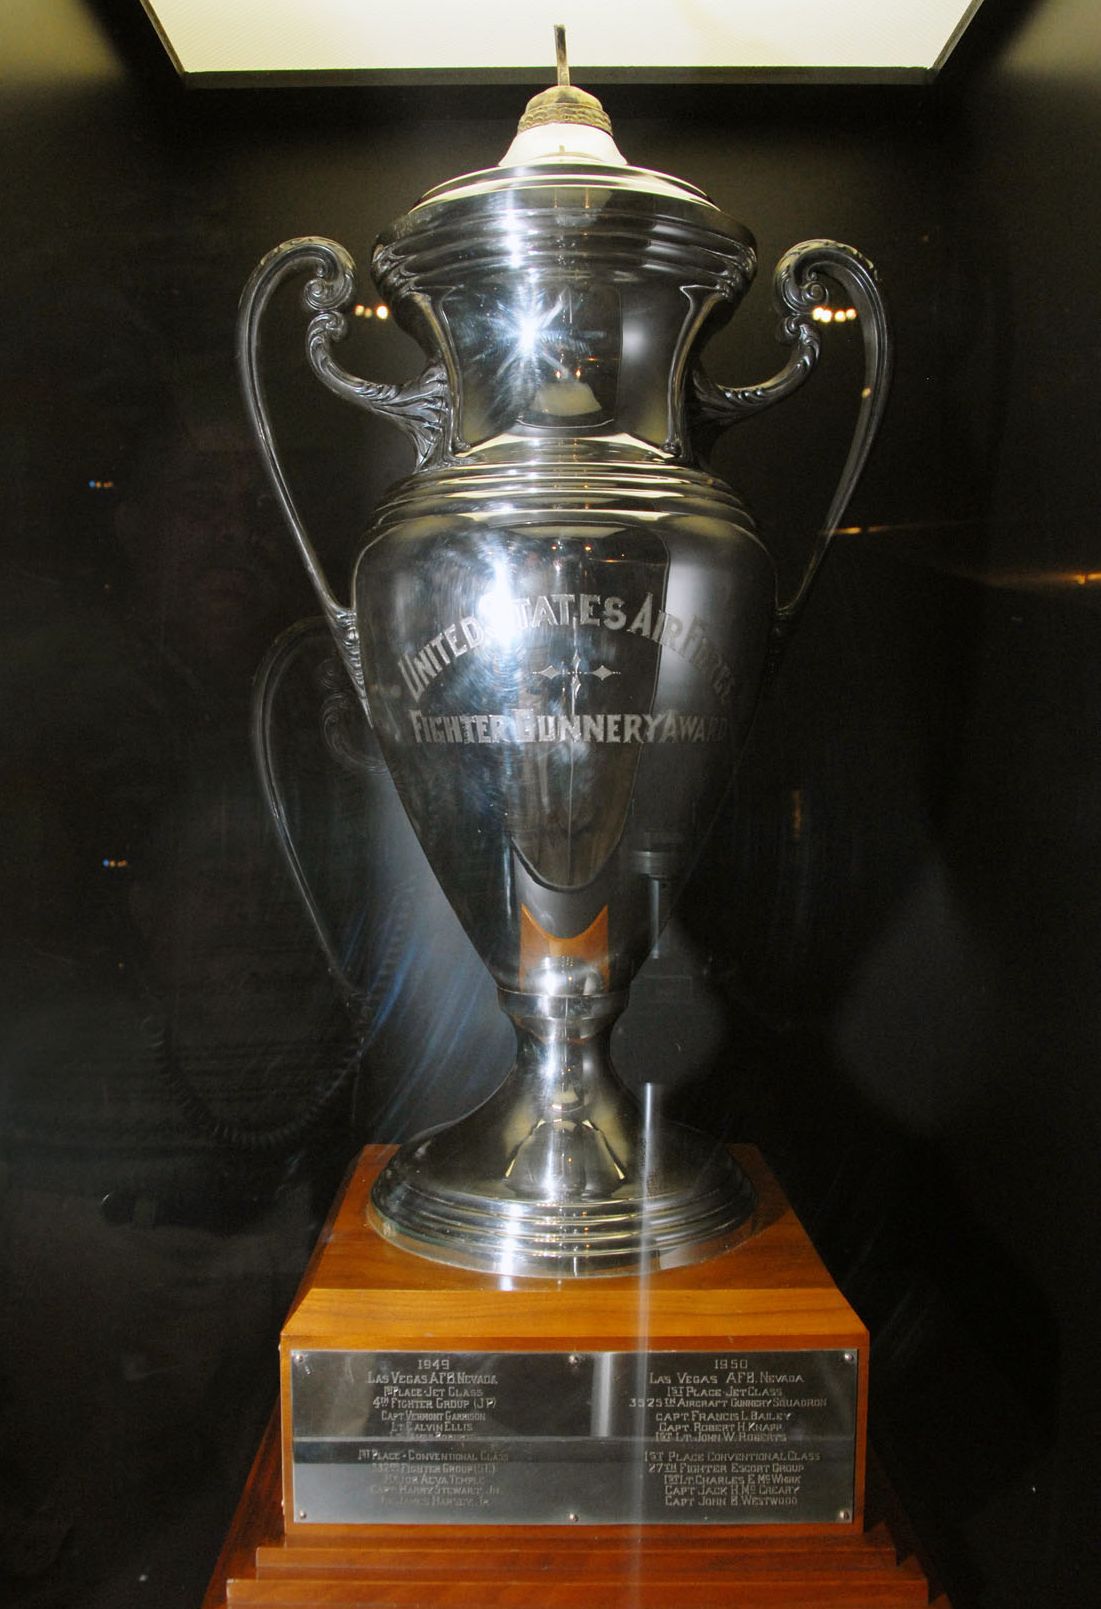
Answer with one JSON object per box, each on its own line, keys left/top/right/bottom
{"left": 239, "top": 44, "right": 890, "bottom": 1278}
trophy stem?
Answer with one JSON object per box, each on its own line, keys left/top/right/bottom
{"left": 368, "top": 988, "right": 756, "bottom": 1278}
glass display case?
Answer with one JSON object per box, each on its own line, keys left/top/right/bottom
{"left": 1, "top": 3, "right": 1093, "bottom": 1607}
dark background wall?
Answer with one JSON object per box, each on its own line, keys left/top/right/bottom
{"left": 0, "top": 2, "right": 1097, "bottom": 1606}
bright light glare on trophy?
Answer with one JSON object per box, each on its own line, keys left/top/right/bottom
{"left": 478, "top": 570, "right": 523, "bottom": 648}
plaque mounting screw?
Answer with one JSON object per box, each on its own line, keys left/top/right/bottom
{"left": 568, "top": 1512, "right": 580, "bottom": 1523}
{"left": 838, "top": 1508, "right": 852, "bottom": 1523}
{"left": 567, "top": 1354, "right": 580, "bottom": 1368}
{"left": 842, "top": 1352, "right": 855, "bottom": 1364}
{"left": 298, "top": 1509, "right": 308, "bottom": 1519}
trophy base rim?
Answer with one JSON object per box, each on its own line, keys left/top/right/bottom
{"left": 367, "top": 1124, "right": 758, "bottom": 1279}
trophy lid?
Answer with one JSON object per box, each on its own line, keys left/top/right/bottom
{"left": 382, "top": 24, "right": 749, "bottom": 221}
{"left": 372, "top": 29, "right": 755, "bottom": 310}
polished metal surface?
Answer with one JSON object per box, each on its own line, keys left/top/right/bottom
{"left": 239, "top": 78, "right": 891, "bottom": 1276}
{"left": 291, "top": 1347, "right": 859, "bottom": 1524}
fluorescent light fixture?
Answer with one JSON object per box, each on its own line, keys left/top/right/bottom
{"left": 140, "top": 1, "right": 989, "bottom": 83}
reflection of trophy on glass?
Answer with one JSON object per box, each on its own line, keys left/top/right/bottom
{"left": 239, "top": 50, "right": 890, "bottom": 1281}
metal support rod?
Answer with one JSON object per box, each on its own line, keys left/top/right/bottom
{"left": 555, "top": 25, "right": 569, "bottom": 86}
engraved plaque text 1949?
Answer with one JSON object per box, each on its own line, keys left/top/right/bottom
{"left": 291, "top": 1348, "right": 858, "bottom": 1525}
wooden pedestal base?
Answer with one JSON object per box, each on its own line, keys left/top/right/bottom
{"left": 204, "top": 1146, "right": 949, "bottom": 1607}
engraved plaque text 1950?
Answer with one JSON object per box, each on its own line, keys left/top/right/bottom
{"left": 291, "top": 1348, "right": 858, "bottom": 1525}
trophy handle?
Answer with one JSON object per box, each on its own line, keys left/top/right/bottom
{"left": 236, "top": 236, "right": 450, "bottom": 708}
{"left": 694, "top": 239, "right": 891, "bottom": 638}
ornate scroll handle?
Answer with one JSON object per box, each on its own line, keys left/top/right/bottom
{"left": 694, "top": 238, "right": 892, "bottom": 630}
{"left": 236, "top": 236, "right": 449, "bottom": 708}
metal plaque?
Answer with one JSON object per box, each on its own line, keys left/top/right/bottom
{"left": 290, "top": 1347, "right": 858, "bottom": 1525}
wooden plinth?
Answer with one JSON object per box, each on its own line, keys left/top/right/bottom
{"left": 204, "top": 1146, "right": 949, "bottom": 1608}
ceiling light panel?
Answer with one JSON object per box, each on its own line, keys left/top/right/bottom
{"left": 141, "top": 0, "right": 988, "bottom": 81}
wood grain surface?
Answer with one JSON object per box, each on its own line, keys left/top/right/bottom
{"left": 202, "top": 1146, "right": 950, "bottom": 1607}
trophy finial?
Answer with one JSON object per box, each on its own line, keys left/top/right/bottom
{"left": 498, "top": 26, "right": 625, "bottom": 166}
{"left": 513, "top": 26, "right": 613, "bottom": 136}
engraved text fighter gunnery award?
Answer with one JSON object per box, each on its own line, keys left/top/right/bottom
{"left": 231, "top": 33, "right": 898, "bottom": 1602}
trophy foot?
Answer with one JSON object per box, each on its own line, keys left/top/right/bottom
{"left": 368, "top": 985, "right": 756, "bottom": 1277}
{"left": 369, "top": 1119, "right": 756, "bottom": 1278}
